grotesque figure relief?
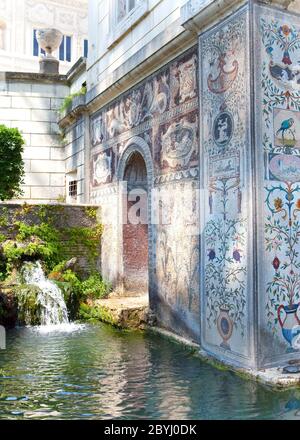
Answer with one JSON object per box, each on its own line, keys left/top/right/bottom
{"left": 124, "top": 89, "right": 142, "bottom": 127}
{"left": 178, "top": 54, "right": 197, "bottom": 103}
{"left": 92, "top": 151, "right": 112, "bottom": 185}
{"left": 142, "top": 74, "right": 170, "bottom": 118}
{"left": 169, "top": 63, "right": 181, "bottom": 108}
{"left": 106, "top": 101, "right": 127, "bottom": 138}
{"left": 160, "top": 116, "right": 198, "bottom": 168}
{"left": 91, "top": 113, "right": 105, "bottom": 146}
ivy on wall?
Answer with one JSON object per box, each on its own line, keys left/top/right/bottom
{"left": 0, "top": 204, "right": 111, "bottom": 324}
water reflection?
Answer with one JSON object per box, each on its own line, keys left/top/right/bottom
{"left": 0, "top": 324, "right": 298, "bottom": 419}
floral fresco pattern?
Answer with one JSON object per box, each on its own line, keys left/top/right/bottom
{"left": 260, "top": 10, "right": 300, "bottom": 353}
{"left": 201, "top": 8, "right": 250, "bottom": 355}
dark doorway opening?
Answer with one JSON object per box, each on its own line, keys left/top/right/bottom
{"left": 122, "top": 151, "right": 149, "bottom": 295}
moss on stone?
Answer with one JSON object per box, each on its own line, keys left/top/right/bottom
{"left": 78, "top": 303, "right": 118, "bottom": 326}
{"left": 13, "top": 284, "right": 42, "bottom": 326}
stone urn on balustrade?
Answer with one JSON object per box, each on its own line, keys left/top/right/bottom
{"left": 36, "top": 28, "right": 63, "bottom": 74}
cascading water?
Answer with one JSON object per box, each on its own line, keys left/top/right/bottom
{"left": 21, "top": 261, "right": 69, "bottom": 326}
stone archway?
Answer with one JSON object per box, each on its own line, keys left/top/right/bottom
{"left": 117, "top": 137, "right": 153, "bottom": 296}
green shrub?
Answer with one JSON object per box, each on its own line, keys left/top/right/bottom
{"left": 81, "top": 273, "right": 111, "bottom": 300}
{"left": 2, "top": 222, "right": 62, "bottom": 273}
{"left": 49, "top": 266, "right": 110, "bottom": 320}
{"left": 0, "top": 125, "right": 25, "bottom": 201}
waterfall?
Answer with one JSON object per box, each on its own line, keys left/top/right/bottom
{"left": 21, "top": 261, "right": 69, "bottom": 326}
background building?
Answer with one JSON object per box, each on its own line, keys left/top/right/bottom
{"left": 0, "top": 0, "right": 88, "bottom": 74}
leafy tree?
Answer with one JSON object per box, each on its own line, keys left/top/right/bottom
{"left": 0, "top": 125, "right": 25, "bottom": 201}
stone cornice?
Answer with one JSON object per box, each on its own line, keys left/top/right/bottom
{"left": 1, "top": 71, "right": 68, "bottom": 85}
{"left": 180, "top": 0, "right": 247, "bottom": 34}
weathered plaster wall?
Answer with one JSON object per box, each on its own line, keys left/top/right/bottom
{"left": 0, "top": 73, "right": 69, "bottom": 202}
{"left": 89, "top": 46, "right": 200, "bottom": 342}
{"left": 200, "top": 5, "right": 254, "bottom": 367}
{"left": 255, "top": 3, "right": 300, "bottom": 367}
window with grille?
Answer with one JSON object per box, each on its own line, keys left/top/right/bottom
{"left": 68, "top": 180, "right": 77, "bottom": 198}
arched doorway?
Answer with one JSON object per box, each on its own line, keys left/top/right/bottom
{"left": 122, "top": 151, "right": 149, "bottom": 295}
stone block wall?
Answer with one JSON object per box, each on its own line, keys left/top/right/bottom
{"left": 0, "top": 73, "right": 69, "bottom": 202}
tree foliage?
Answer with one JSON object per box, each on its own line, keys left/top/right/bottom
{"left": 0, "top": 125, "right": 25, "bottom": 201}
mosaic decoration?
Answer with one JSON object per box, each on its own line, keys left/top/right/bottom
{"left": 160, "top": 116, "right": 198, "bottom": 169}
{"left": 259, "top": 11, "right": 300, "bottom": 353}
{"left": 213, "top": 111, "right": 234, "bottom": 148}
{"left": 89, "top": 47, "right": 200, "bottom": 340}
{"left": 89, "top": 48, "right": 199, "bottom": 187}
{"left": 265, "top": 182, "right": 300, "bottom": 350}
{"left": 201, "top": 8, "right": 249, "bottom": 354}
{"left": 155, "top": 179, "right": 200, "bottom": 317}
{"left": 91, "top": 149, "right": 113, "bottom": 185}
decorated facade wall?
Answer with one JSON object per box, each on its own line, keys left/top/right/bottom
{"left": 200, "top": 6, "right": 254, "bottom": 366}
{"left": 255, "top": 4, "right": 300, "bottom": 367}
{"left": 89, "top": 47, "right": 200, "bottom": 341}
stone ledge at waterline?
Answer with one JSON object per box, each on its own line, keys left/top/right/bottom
{"left": 148, "top": 327, "right": 300, "bottom": 390}
{"left": 83, "top": 294, "right": 153, "bottom": 330}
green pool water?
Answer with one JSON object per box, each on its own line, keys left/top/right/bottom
{"left": 0, "top": 323, "right": 299, "bottom": 420}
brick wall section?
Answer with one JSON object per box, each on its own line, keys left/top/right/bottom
{"left": 0, "top": 203, "right": 101, "bottom": 275}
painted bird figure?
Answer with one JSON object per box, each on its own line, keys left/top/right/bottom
{"left": 276, "top": 118, "right": 295, "bottom": 140}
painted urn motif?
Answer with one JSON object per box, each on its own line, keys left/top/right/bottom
{"left": 278, "top": 303, "right": 300, "bottom": 350}
{"left": 36, "top": 28, "right": 63, "bottom": 58}
{"left": 217, "top": 306, "right": 233, "bottom": 350}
